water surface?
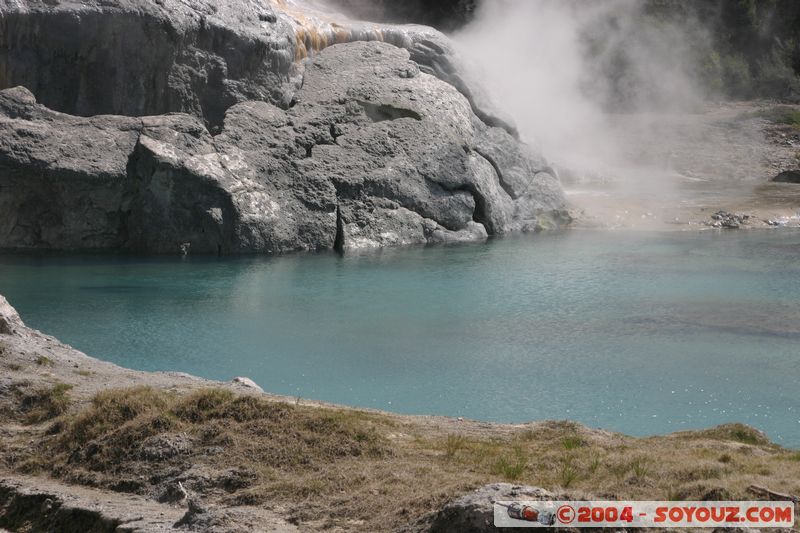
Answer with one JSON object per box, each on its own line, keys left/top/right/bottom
{"left": 1, "top": 230, "right": 798, "bottom": 446}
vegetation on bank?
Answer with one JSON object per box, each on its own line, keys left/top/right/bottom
{"left": 3, "top": 385, "right": 799, "bottom": 531}
{"left": 583, "top": 0, "right": 800, "bottom": 108}
{"left": 0, "top": 381, "right": 73, "bottom": 425}
{"left": 759, "top": 106, "right": 800, "bottom": 128}
{"left": 738, "top": 104, "right": 800, "bottom": 135}
{"left": 21, "top": 383, "right": 73, "bottom": 424}
{"left": 664, "top": 0, "right": 800, "bottom": 101}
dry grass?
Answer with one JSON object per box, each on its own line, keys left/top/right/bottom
{"left": 685, "top": 423, "right": 773, "bottom": 446}
{"left": 9, "top": 382, "right": 74, "bottom": 424}
{"left": 7, "top": 387, "right": 800, "bottom": 532}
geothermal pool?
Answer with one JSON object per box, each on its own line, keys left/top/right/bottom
{"left": 1, "top": 230, "right": 799, "bottom": 447}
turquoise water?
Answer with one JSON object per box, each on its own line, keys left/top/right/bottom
{"left": 1, "top": 230, "right": 799, "bottom": 447}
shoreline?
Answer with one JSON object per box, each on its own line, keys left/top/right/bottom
{"left": 2, "top": 294, "right": 799, "bottom": 531}
{"left": 1, "top": 228, "right": 800, "bottom": 445}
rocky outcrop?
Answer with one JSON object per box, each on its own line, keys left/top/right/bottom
{"left": 0, "top": 294, "right": 22, "bottom": 335}
{"left": 0, "top": 86, "right": 233, "bottom": 253}
{"left": 325, "top": 0, "right": 478, "bottom": 32}
{"left": 772, "top": 170, "right": 800, "bottom": 183}
{"left": 706, "top": 210, "right": 751, "bottom": 229}
{"left": 429, "top": 483, "right": 556, "bottom": 533}
{"left": 0, "top": 473, "right": 299, "bottom": 533}
{"left": 0, "top": 0, "right": 568, "bottom": 255}
{"left": 0, "top": 40, "right": 567, "bottom": 254}
{"left": 231, "top": 377, "right": 264, "bottom": 393}
{"left": 0, "top": 475, "right": 185, "bottom": 532}
{"left": 0, "top": 0, "right": 512, "bottom": 135}
{"left": 0, "top": 0, "right": 299, "bottom": 131}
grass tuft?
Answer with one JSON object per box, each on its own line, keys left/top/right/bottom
{"left": 492, "top": 456, "right": 526, "bottom": 480}
{"left": 631, "top": 457, "right": 651, "bottom": 478}
{"left": 688, "top": 423, "right": 769, "bottom": 446}
{"left": 22, "top": 383, "right": 73, "bottom": 424}
{"left": 444, "top": 434, "right": 468, "bottom": 458}
{"left": 51, "top": 386, "right": 389, "bottom": 476}
{"left": 562, "top": 435, "right": 585, "bottom": 450}
{"left": 587, "top": 451, "right": 602, "bottom": 474}
{"left": 491, "top": 448, "right": 527, "bottom": 480}
{"left": 558, "top": 456, "right": 580, "bottom": 488}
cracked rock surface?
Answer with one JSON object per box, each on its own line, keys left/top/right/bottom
{"left": 0, "top": 1, "right": 568, "bottom": 255}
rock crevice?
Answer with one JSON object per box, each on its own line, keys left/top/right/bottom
{"left": 0, "top": 1, "right": 569, "bottom": 255}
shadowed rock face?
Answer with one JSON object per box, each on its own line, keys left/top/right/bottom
{"left": 0, "top": 0, "right": 515, "bottom": 135}
{"left": 0, "top": 1, "right": 568, "bottom": 255}
{"left": 323, "top": 0, "right": 478, "bottom": 32}
{"left": 773, "top": 170, "right": 800, "bottom": 183}
{"left": 0, "top": 0, "right": 300, "bottom": 131}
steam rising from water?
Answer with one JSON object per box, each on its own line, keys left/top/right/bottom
{"left": 296, "top": 0, "right": 745, "bottom": 225}
{"left": 452, "top": 0, "right": 707, "bottom": 180}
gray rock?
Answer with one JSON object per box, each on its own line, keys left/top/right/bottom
{"left": 708, "top": 210, "right": 750, "bottom": 229}
{"left": 0, "top": 295, "right": 23, "bottom": 335}
{"left": 321, "top": 0, "right": 476, "bottom": 32}
{"left": 0, "top": 475, "right": 187, "bottom": 533}
{"left": 0, "top": 0, "right": 298, "bottom": 130}
{"left": 231, "top": 377, "right": 263, "bottom": 393}
{"left": 174, "top": 497, "right": 214, "bottom": 529}
{"left": 0, "top": 0, "right": 516, "bottom": 138}
{"left": 0, "top": 87, "right": 233, "bottom": 253}
{"left": 429, "top": 483, "right": 555, "bottom": 533}
{"left": 157, "top": 481, "right": 189, "bottom": 505}
{"left": 139, "top": 433, "right": 193, "bottom": 462}
{"left": 0, "top": 40, "right": 568, "bottom": 254}
{"left": 772, "top": 170, "right": 800, "bottom": 183}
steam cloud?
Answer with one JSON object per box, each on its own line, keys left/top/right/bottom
{"left": 305, "top": 0, "right": 715, "bottom": 212}
{"left": 452, "top": 0, "right": 708, "bottom": 182}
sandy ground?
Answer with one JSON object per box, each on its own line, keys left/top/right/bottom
{"left": 563, "top": 101, "right": 800, "bottom": 230}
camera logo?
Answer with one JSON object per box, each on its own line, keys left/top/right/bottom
{"left": 498, "top": 502, "right": 556, "bottom": 526}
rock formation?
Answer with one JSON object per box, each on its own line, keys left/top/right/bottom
{"left": 324, "top": 0, "right": 478, "bottom": 32}
{"left": 0, "top": 0, "right": 568, "bottom": 254}
{"left": 773, "top": 170, "right": 800, "bottom": 183}
{"left": 429, "top": 483, "right": 556, "bottom": 533}
{"left": 0, "top": 294, "right": 23, "bottom": 335}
